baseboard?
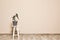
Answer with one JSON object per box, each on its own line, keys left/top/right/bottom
{"left": 0, "top": 33, "right": 60, "bottom": 35}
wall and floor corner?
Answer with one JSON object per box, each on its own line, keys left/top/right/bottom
{"left": 0, "top": 0, "right": 60, "bottom": 34}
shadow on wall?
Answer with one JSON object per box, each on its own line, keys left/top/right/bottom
{"left": 9, "top": 22, "right": 13, "bottom": 34}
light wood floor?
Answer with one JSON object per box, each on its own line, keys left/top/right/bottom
{"left": 0, "top": 34, "right": 60, "bottom": 40}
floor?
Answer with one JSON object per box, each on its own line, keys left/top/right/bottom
{"left": 0, "top": 34, "right": 60, "bottom": 40}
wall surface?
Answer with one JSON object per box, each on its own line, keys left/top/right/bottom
{"left": 0, "top": 0, "right": 60, "bottom": 34}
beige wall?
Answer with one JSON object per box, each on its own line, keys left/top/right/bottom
{"left": 0, "top": 0, "right": 60, "bottom": 34}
